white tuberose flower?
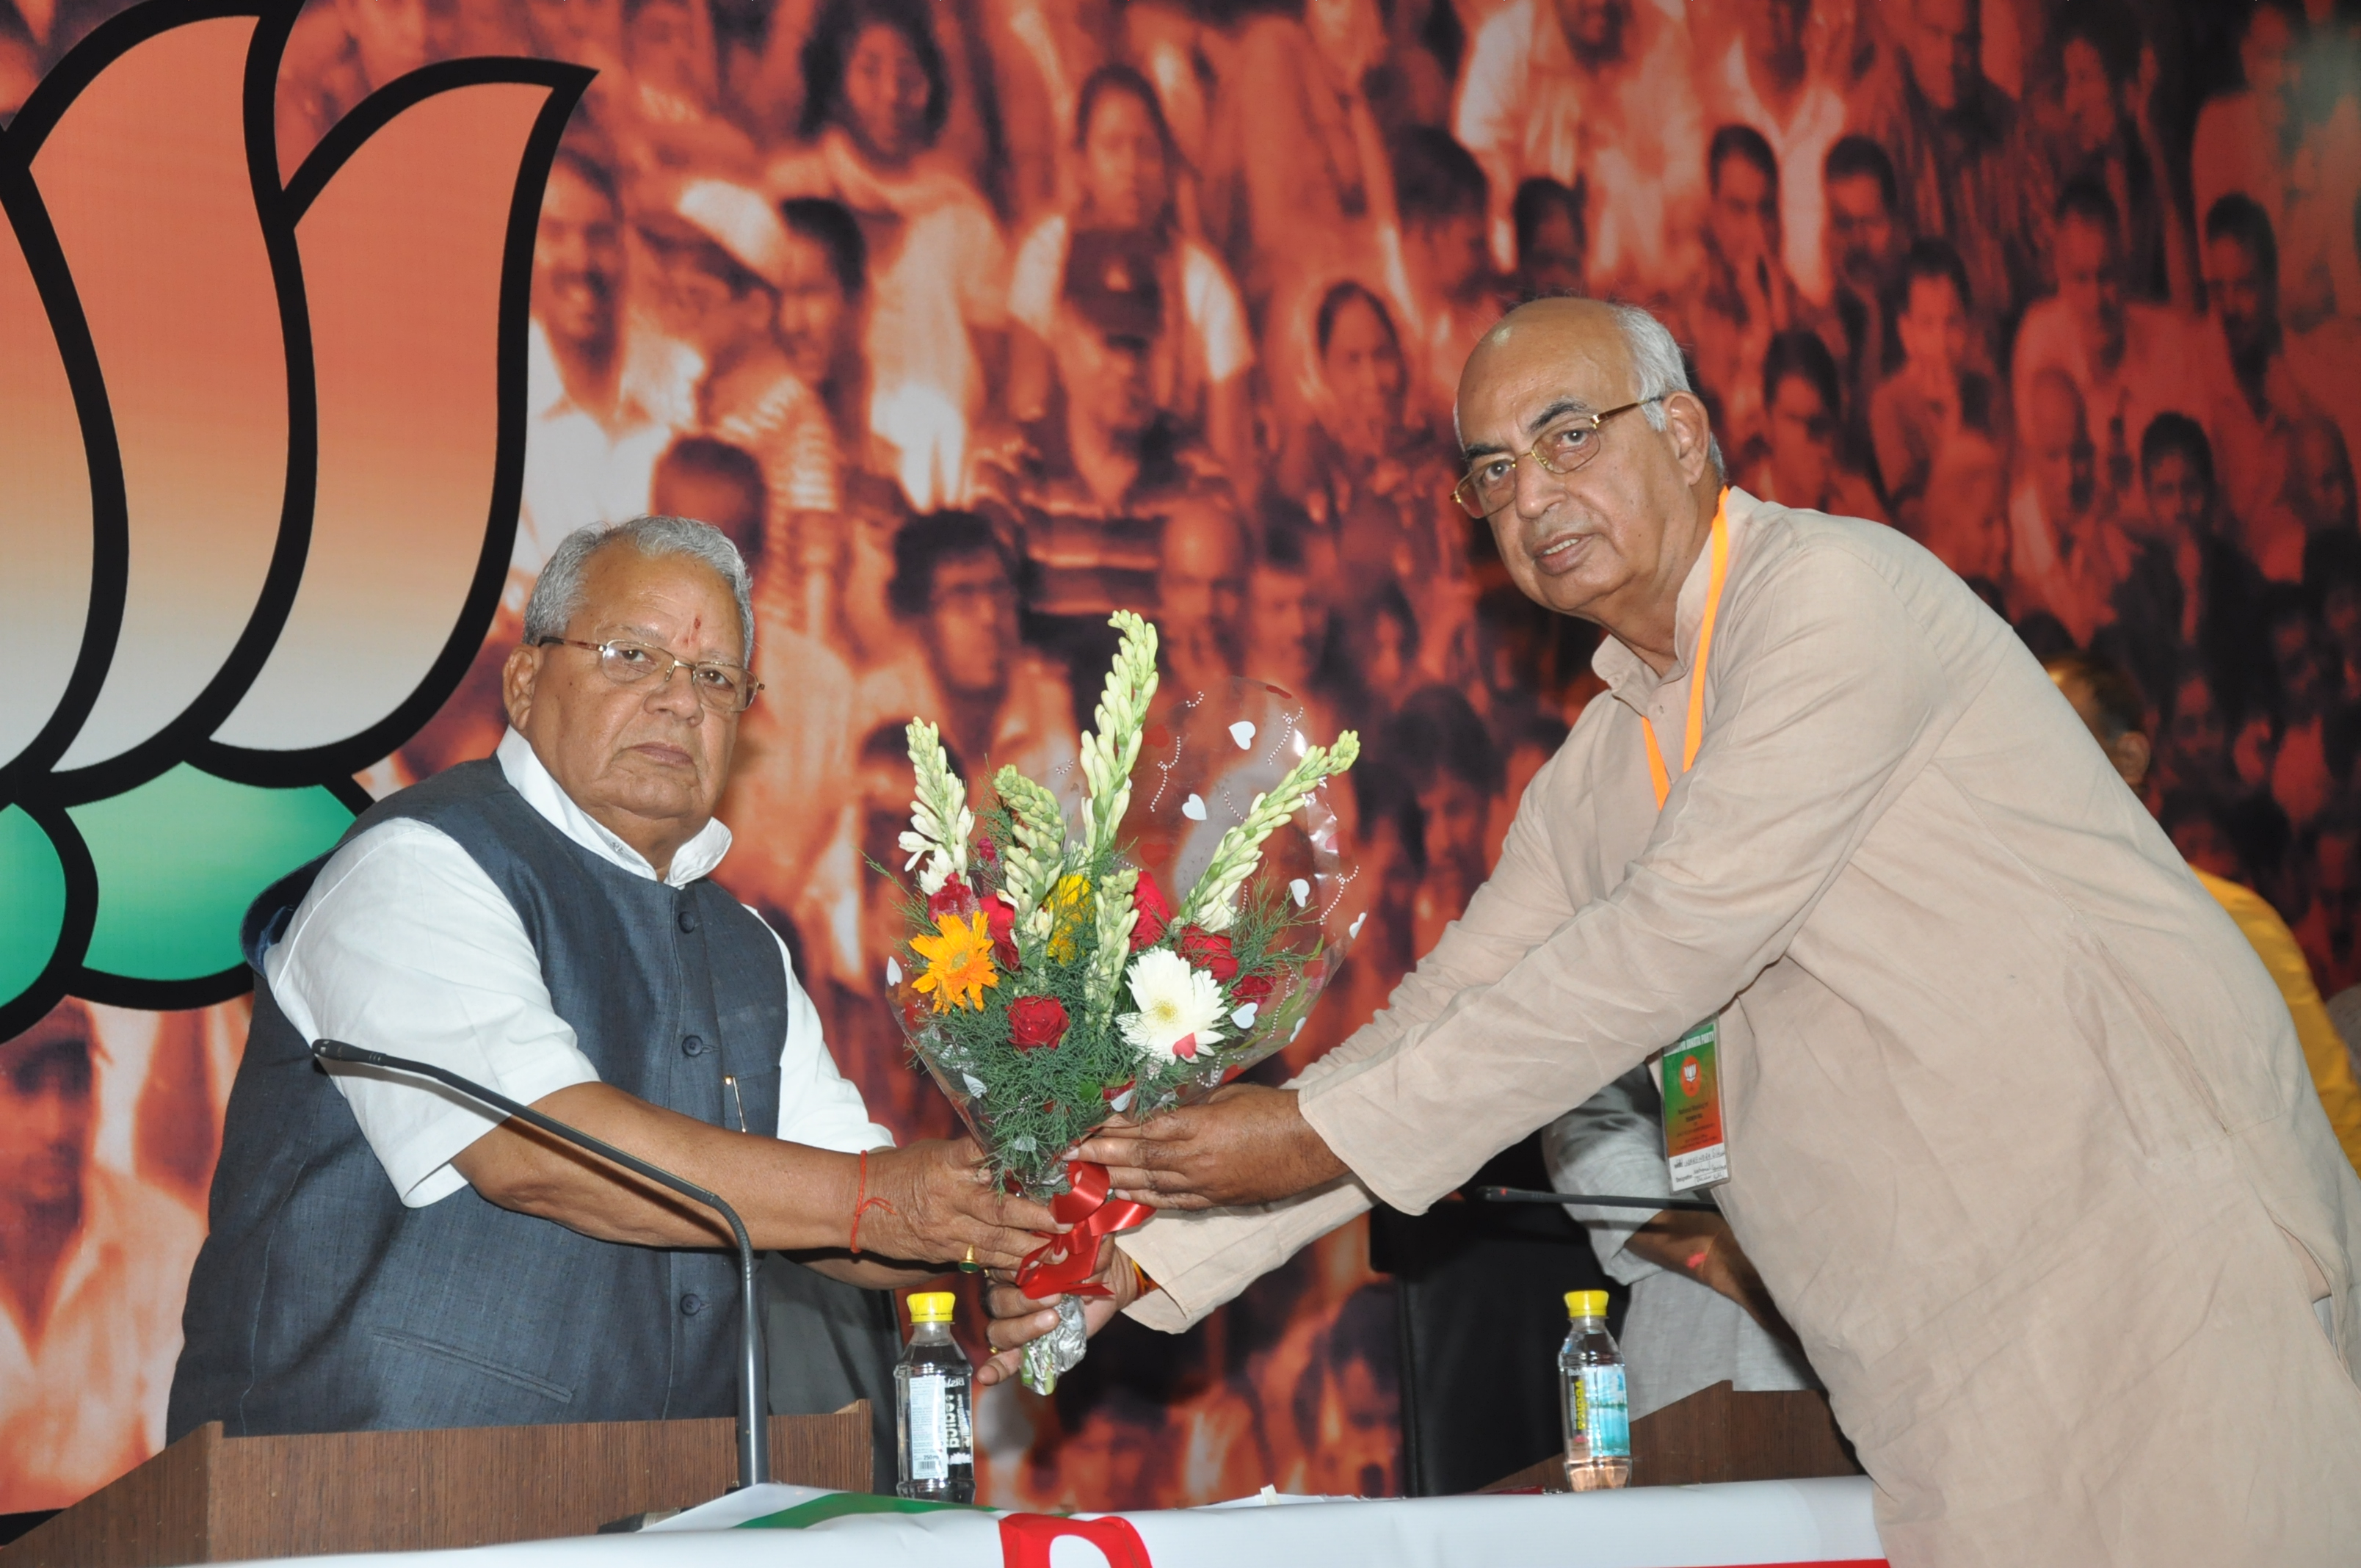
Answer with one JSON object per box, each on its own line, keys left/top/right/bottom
{"left": 915, "top": 852, "right": 954, "bottom": 896}
{"left": 1117, "top": 948, "right": 1228, "bottom": 1062}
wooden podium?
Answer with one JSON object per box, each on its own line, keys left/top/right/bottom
{"left": 1, "top": 1406, "right": 872, "bottom": 1567}
{"left": 1479, "top": 1382, "right": 1863, "bottom": 1492}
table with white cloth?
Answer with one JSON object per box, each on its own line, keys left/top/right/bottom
{"left": 223, "top": 1478, "right": 1888, "bottom": 1568}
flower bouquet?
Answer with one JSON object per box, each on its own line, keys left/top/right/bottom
{"left": 884, "top": 611, "right": 1359, "bottom": 1391}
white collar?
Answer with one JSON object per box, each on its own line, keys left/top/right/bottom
{"left": 496, "top": 727, "right": 733, "bottom": 888}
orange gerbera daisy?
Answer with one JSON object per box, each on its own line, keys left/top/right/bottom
{"left": 910, "top": 910, "right": 999, "bottom": 1012}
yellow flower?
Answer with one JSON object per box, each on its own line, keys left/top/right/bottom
{"left": 911, "top": 911, "right": 999, "bottom": 1012}
{"left": 1045, "top": 875, "right": 1092, "bottom": 964}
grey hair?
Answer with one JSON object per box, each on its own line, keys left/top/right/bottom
{"left": 522, "top": 515, "right": 755, "bottom": 662}
{"left": 1604, "top": 301, "right": 1726, "bottom": 480}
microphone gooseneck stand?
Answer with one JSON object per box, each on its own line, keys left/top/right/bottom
{"left": 310, "top": 1039, "right": 770, "bottom": 1492}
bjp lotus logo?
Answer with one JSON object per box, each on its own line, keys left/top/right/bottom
{"left": 0, "top": 1, "right": 586, "bottom": 1037}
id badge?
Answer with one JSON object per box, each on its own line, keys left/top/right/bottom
{"left": 1655, "top": 1017, "right": 1727, "bottom": 1191}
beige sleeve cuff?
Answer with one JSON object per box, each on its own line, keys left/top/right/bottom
{"left": 1296, "top": 1064, "right": 1448, "bottom": 1215}
{"left": 1117, "top": 1176, "right": 1376, "bottom": 1332}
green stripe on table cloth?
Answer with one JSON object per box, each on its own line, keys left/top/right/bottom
{"left": 739, "top": 1494, "right": 990, "bottom": 1529}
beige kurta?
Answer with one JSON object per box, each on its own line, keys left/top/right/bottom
{"left": 1122, "top": 489, "right": 2361, "bottom": 1566}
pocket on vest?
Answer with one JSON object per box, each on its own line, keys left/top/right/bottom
{"left": 369, "top": 1328, "right": 576, "bottom": 1406}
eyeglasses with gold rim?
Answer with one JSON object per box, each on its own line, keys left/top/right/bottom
{"left": 1450, "top": 396, "right": 1661, "bottom": 519}
{"left": 535, "top": 637, "right": 763, "bottom": 712}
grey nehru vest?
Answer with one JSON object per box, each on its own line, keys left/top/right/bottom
{"left": 168, "top": 759, "right": 792, "bottom": 1440}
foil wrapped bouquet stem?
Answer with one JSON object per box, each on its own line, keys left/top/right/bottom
{"left": 885, "top": 611, "right": 1359, "bottom": 1393}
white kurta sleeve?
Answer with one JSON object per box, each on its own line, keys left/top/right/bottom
{"left": 764, "top": 923, "right": 895, "bottom": 1153}
{"left": 1542, "top": 1064, "right": 1675, "bottom": 1285}
{"left": 266, "top": 820, "right": 602, "bottom": 1208}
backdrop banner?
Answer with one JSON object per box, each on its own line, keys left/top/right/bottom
{"left": 4, "top": 0, "right": 2357, "bottom": 1522}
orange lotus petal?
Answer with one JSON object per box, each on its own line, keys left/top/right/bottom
{"left": 0, "top": 182, "right": 98, "bottom": 777}
{"left": 216, "top": 75, "right": 570, "bottom": 756}
{"left": 30, "top": 15, "right": 288, "bottom": 772}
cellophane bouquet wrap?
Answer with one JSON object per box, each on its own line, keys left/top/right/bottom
{"left": 883, "top": 611, "right": 1359, "bottom": 1391}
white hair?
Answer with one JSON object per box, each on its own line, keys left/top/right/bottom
{"left": 1604, "top": 300, "right": 1725, "bottom": 480}
{"left": 523, "top": 516, "right": 755, "bottom": 662}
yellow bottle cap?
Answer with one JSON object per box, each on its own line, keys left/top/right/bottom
{"left": 1565, "top": 1289, "right": 1609, "bottom": 1320}
{"left": 908, "top": 1291, "right": 957, "bottom": 1324}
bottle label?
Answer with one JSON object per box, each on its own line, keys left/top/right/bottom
{"left": 909, "top": 1373, "right": 948, "bottom": 1481}
{"left": 1571, "top": 1365, "right": 1631, "bottom": 1459}
{"left": 1656, "top": 1017, "right": 1728, "bottom": 1191}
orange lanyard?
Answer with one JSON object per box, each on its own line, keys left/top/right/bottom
{"left": 1643, "top": 492, "right": 1731, "bottom": 810}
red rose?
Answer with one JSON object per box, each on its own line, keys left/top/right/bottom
{"left": 985, "top": 897, "right": 1019, "bottom": 970}
{"left": 1009, "top": 995, "right": 1069, "bottom": 1051}
{"left": 926, "top": 876, "right": 977, "bottom": 922}
{"left": 976, "top": 838, "right": 998, "bottom": 863}
{"left": 1130, "top": 870, "right": 1172, "bottom": 950}
{"left": 1230, "top": 970, "right": 1276, "bottom": 1005}
{"left": 1177, "top": 925, "right": 1238, "bottom": 980}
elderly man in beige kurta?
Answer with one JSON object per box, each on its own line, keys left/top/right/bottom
{"left": 984, "top": 299, "right": 2361, "bottom": 1565}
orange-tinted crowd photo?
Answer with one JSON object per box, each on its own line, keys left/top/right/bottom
{"left": 6, "top": 0, "right": 2360, "bottom": 1519}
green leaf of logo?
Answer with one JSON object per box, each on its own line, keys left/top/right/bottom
{"left": 65, "top": 767, "right": 353, "bottom": 984}
{"left": 0, "top": 806, "right": 68, "bottom": 1004}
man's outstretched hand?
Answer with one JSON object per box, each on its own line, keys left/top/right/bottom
{"left": 856, "top": 1136, "right": 1062, "bottom": 1270}
{"left": 976, "top": 1241, "right": 1140, "bottom": 1387}
{"left": 1073, "top": 1084, "right": 1349, "bottom": 1210}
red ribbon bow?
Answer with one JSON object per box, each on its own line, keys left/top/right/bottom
{"left": 1015, "top": 1161, "right": 1153, "bottom": 1298}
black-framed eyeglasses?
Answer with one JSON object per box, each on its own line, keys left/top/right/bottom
{"left": 1450, "top": 396, "right": 1661, "bottom": 519}
{"left": 537, "top": 638, "right": 762, "bottom": 713}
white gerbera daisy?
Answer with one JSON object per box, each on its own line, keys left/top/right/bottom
{"left": 1116, "top": 948, "right": 1228, "bottom": 1062}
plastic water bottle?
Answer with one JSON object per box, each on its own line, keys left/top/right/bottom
{"left": 895, "top": 1291, "right": 975, "bottom": 1502}
{"left": 1559, "top": 1289, "right": 1631, "bottom": 1490}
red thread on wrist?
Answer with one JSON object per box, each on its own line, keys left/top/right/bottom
{"left": 849, "top": 1147, "right": 898, "bottom": 1255}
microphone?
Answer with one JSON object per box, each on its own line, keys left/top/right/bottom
{"left": 310, "top": 1039, "right": 769, "bottom": 1491}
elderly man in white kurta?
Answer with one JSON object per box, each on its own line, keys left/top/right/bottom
{"left": 984, "top": 298, "right": 2361, "bottom": 1566}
